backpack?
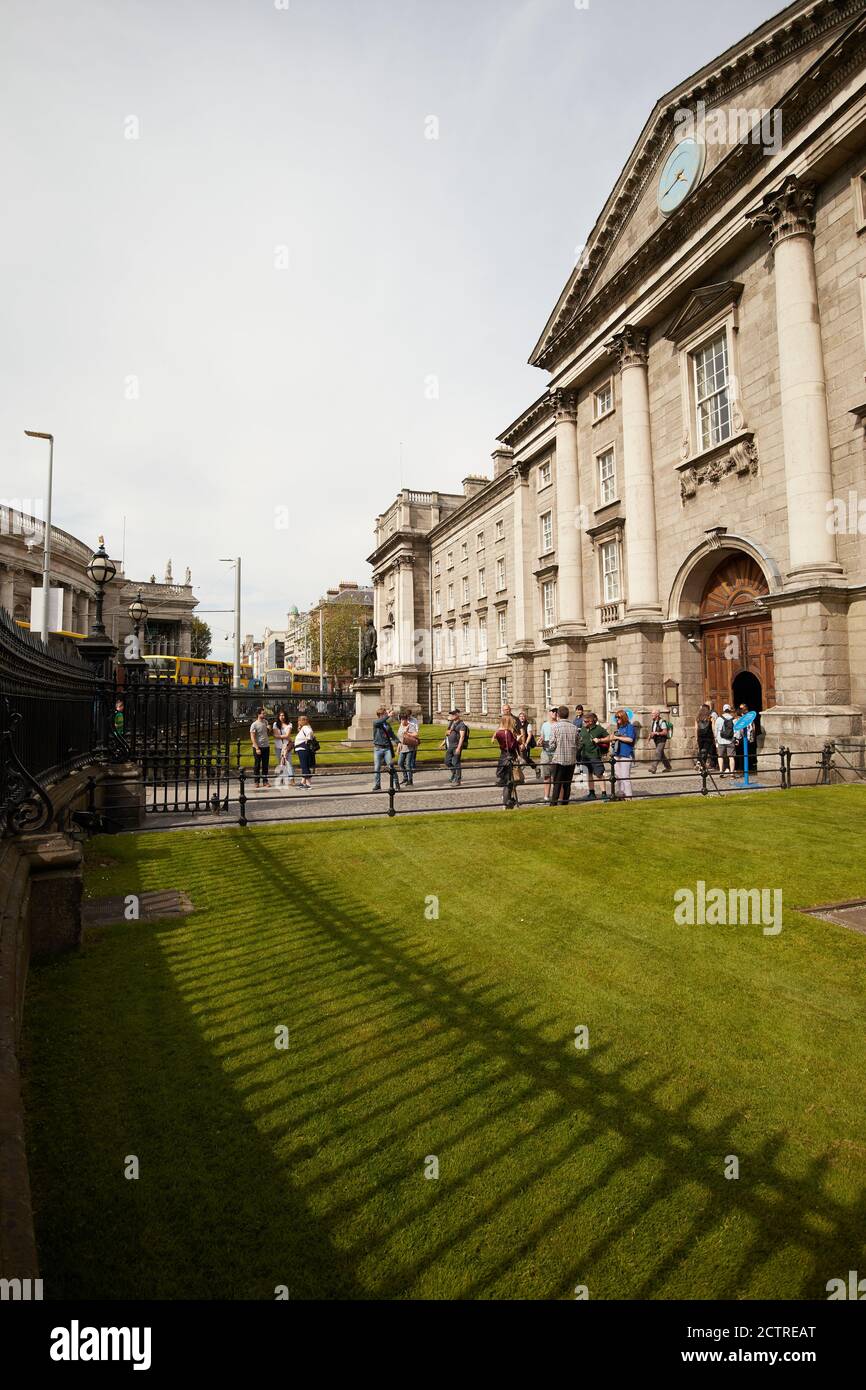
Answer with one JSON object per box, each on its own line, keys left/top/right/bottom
{"left": 460, "top": 723, "right": 470, "bottom": 749}
{"left": 721, "top": 717, "right": 735, "bottom": 740}
{"left": 308, "top": 734, "right": 321, "bottom": 753}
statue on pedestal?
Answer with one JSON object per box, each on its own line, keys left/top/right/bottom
{"left": 361, "top": 619, "right": 377, "bottom": 678}
{"left": 165, "top": 559, "right": 173, "bottom": 583}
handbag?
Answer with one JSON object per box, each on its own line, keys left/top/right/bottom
{"left": 511, "top": 757, "right": 525, "bottom": 785}
{"left": 402, "top": 730, "right": 420, "bottom": 749}
{"left": 308, "top": 735, "right": 321, "bottom": 754}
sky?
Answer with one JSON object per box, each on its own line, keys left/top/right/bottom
{"left": 0, "top": 0, "right": 784, "bottom": 646}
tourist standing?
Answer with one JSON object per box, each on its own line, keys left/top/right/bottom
{"left": 397, "top": 711, "right": 420, "bottom": 786}
{"left": 539, "top": 704, "right": 559, "bottom": 804}
{"left": 514, "top": 708, "right": 539, "bottom": 779}
{"left": 491, "top": 715, "right": 520, "bottom": 809}
{"left": 249, "top": 707, "right": 271, "bottom": 790}
{"left": 572, "top": 704, "right": 585, "bottom": 729}
{"left": 272, "top": 708, "right": 295, "bottom": 787}
{"left": 648, "top": 708, "right": 673, "bottom": 774}
{"left": 441, "top": 709, "right": 468, "bottom": 785}
{"left": 372, "top": 706, "right": 399, "bottom": 792}
{"left": 714, "top": 703, "right": 736, "bottom": 776}
{"left": 550, "top": 705, "right": 580, "bottom": 806}
{"left": 578, "top": 713, "right": 610, "bottom": 802}
{"left": 695, "top": 703, "right": 717, "bottom": 770}
{"left": 612, "top": 708, "right": 636, "bottom": 800}
{"left": 294, "top": 715, "right": 315, "bottom": 789}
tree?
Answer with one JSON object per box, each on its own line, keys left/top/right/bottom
{"left": 311, "top": 601, "right": 369, "bottom": 689}
{"left": 190, "top": 617, "right": 212, "bottom": 659}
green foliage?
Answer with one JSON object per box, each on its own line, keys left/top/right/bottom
{"left": 190, "top": 616, "right": 212, "bottom": 659}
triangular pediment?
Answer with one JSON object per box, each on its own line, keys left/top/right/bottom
{"left": 665, "top": 281, "right": 744, "bottom": 344}
{"left": 530, "top": 0, "right": 866, "bottom": 372}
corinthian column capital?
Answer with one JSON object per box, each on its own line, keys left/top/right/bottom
{"left": 550, "top": 388, "right": 577, "bottom": 423}
{"left": 604, "top": 323, "right": 648, "bottom": 370}
{"left": 747, "top": 174, "right": 816, "bottom": 249}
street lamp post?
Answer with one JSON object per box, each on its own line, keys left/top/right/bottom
{"left": 24, "top": 430, "right": 54, "bottom": 640}
{"left": 126, "top": 590, "right": 149, "bottom": 670}
{"left": 77, "top": 536, "right": 118, "bottom": 676}
{"left": 219, "top": 557, "right": 242, "bottom": 686}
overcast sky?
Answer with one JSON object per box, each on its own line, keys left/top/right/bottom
{"left": 1, "top": 0, "right": 783, "bottom": 645}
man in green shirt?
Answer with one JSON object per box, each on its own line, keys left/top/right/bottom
{"left": 578, "top": 713, "right": 611, "bottom": 801}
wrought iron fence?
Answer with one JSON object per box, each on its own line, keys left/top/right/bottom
{"left": 0, "top": 610, "right": 118, "bottom": 835}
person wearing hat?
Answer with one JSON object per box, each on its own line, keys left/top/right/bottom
{"left": 714, "top": 703, "right": 737, "bottom": 776}
{"left": 538, "top": 703, "right": 559, "bottom": 805}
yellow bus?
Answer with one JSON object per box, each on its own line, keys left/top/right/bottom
{"left": 143, "top": 656, "right": 254, "bottom": 686}
{"left": 264, "top": 667, "right": 323, "bottom": 695}
{"left": 15, "top": 619, "right": 86, "bottom": 640}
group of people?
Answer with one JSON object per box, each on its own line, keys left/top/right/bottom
{"left": 248, "top": 707, "right": 319, "bottom": 790}
{"left": 695, "top": 702, "right": 757, "bottom": 775}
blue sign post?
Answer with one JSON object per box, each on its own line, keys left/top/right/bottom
{"left": 733, "top": 709, "right": 758, "bottom": 788}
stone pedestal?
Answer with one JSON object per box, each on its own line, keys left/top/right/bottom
{"left": 20, "top": 833, "right": 84, "bottom": 959}
{"left": 343, "top": 677, "right": 385, "bottom": 747}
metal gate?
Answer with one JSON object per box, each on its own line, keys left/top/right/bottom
{"left": 122, "top": 676, "right": 234, "bottom": 814}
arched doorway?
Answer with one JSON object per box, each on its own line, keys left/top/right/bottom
{"left": 699, "top": 554, "right": 775, "bottom": 715}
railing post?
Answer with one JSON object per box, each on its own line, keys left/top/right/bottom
{"left": 387, "top": 778, "right": 397, "bottom": 817}
{"left": 779, "top": 745, "right": 788, "bottom": 789}
{"left": 238, "top": 767, "right": 248, "bottom": 827}
{"left": 699, "top": 757, "right": 709, "bottom": 796}
{"left": 608, "top": 753, "right": 617, "bottom": 802}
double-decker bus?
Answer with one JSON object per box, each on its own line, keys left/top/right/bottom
{"left": 264, "top": 667, "right": 323, "bottom": 695}
{"left": 143, "top": 656, "right": 254, "bottom": 686}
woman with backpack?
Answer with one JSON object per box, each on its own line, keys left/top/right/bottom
{"left": 695, "top": 703, "right": 717, "bottom": 770}
{"left": 294, "top": 715, "right": 317, "bottom": 789}
{"left": 714, "top": 703, "right": 737, "bottom": 776}
{"left": 491, "top": 714, "right": 520, "bottom": 809}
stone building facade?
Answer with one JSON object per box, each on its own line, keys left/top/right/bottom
{"left": 369, "top": 0, "right": 866, "bottom": 751}
{"left": 0, "top": 508, "right": 197, "bottom": 656}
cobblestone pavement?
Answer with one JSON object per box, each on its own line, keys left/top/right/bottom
{"left": 143, "top": 757, "right": 790, "bottom": 832}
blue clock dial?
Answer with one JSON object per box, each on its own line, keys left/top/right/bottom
{"left": 657, "top": 137, "right": 705, "bottom": 216}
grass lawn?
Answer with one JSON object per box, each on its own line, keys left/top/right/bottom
{"left": 231, "top": 722, "right": 500, "bottom": 769}
{"left": 23, "top": 785, "right": 866, "bottom": 1300}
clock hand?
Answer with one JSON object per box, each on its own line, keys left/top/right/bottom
{"left": 662, "top": 168, "right": 686, "bottom": 198}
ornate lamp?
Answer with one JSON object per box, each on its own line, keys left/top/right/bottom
{"left": 85, "top": 536, "right": 117, "bottom": 636}
{"left": 126, "top": 590, "right": 149, "bottom": 668}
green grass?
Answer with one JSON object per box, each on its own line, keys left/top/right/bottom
{"left": 23, "top": 786, "right": 866, "bottom": 1300}
{"left": 231, "top": 722, "right": 500, "bottom": 768}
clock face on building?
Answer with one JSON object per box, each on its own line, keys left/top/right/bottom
{"left": 657, "top": 137, "right": 705, "bottom": 216}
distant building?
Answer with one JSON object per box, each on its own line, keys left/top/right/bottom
{"left": 0, "top": 506, "right": 197, "bottom": 655}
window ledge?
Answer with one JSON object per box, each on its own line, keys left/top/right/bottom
{"left": 594, "top": 498, "right": 620, "bottom": 514}
{"left": 592, "top": 407, "right": 615, "bottom": 425}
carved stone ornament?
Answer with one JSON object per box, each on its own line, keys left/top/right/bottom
{"left": 604, "top": 323, "right": 649, "bottom": 370}
{"left": 679, "top": 434, "right": 758, "bottom": 502}
{"left": 746, "top": 174, "right": 816, "bottom": 248}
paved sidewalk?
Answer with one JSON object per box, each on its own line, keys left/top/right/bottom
{"left": 142, "top": 758, "right": 784, "bottom": 832}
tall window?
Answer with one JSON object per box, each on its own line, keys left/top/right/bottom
{"left": 496, "top": 557, "right": 506, "bottom": 591}
{"left": 495, "top": 519, "right": 504, "bottom": 541}
{"left": 540, "top": 510, "right": 553, "bottom": 553}
{"left": 497, "top": 609, "right": 507, "bottom": 648}
{"left": 600, "top": 540, "right": 621, "bottom": 603}
{"left": 461, "top": 621, "right": 471, "bottom": 656}
{"left": 434, "top": 589, "right": 442, "bottom": 617}
{"left": 461, "top": 576, "right": 469, "bottom": 605}
{"left": 538, "top": 459, "right": 551, "bottom": 489}
{"left": 477, "top": 566, "right": 486, "bottom": 598}
{"left": 463, "top": 680, "right": 470, "bottom": 712}
{"left": 436, "top": 683, "right": 442, "bottom": 712}
{"left": 594, "top": 380, "right": 613, "bottom": 418}
{"left": 499, "top": 676, "right": 508, "bottom": 709}
{"left": 446, "top": 626, "right": 456, "bottom": 659}
{"left": 693, "top": 331, "right": 731, "bottom": 450}
{"left": 433, "top": 627, "right": 442, "bottom": 661}
{"left": 603, "top": 658, "right": 618, "bottom": 724}
{"left": 446, "top": 550, "right": 454, "bottom": 569}
{"left": 460, "top": 540, "right": 468, "bottom": 562}
{"left": 433, "top": 558, "right": 441, "bottom": 577}
{"left": 449, "top": 681, "right": 455, "bottom": 711}
{"left": 476, "top": 530, "right": 485, "bottom": 552}
{"left": 542, "top": 578, "right": 556, "bottom": 627}
{"left": 480, "top": 678, "right": 488, "bottom": 714}
{"left": 478, "top": 615, "right": 488, "bottom": 653}
{"left": 543, "top": 669, "right": 551, "bottom": 708}
{"left": 447, "top": 583, "right": 454, "bottom": 610}
{"left": 597, "top": 448, "right": 616, "bottom": 506}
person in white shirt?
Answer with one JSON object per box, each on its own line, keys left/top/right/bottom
{"left": 294, "top": 716, "right": 315, "bottom": 789}
{"left": 714, "top": 703, "right": 736, "bottom": 776}
{"left": 272, "top": 708, "right": 295, "bottom": 787}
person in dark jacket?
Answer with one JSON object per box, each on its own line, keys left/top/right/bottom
{"left": 372, "top": 707, "right": 399, "bottom": 792}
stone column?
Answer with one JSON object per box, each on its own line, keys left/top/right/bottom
{"left": 396, "top": 555, "right": 415, "bottom": 666}
{"left": 605, "top": 325, "right": 661, "bottom": 615}
{"left": 747, "top": 176, "right": 840, "bottom": 581}
{"left": 62, "top": 585, "right": 74, "bottom": 632}
{"left": 510, "top": 462, "right": 531, "bottom": 644}
{"left": 551, "top": 390, "right": 586, "bottom": 629}
{"left": 0, "top": 567, "right": 14, "bottom": 615}
{"left": 79, "top": 593, "right": 91, "bottom": 636}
